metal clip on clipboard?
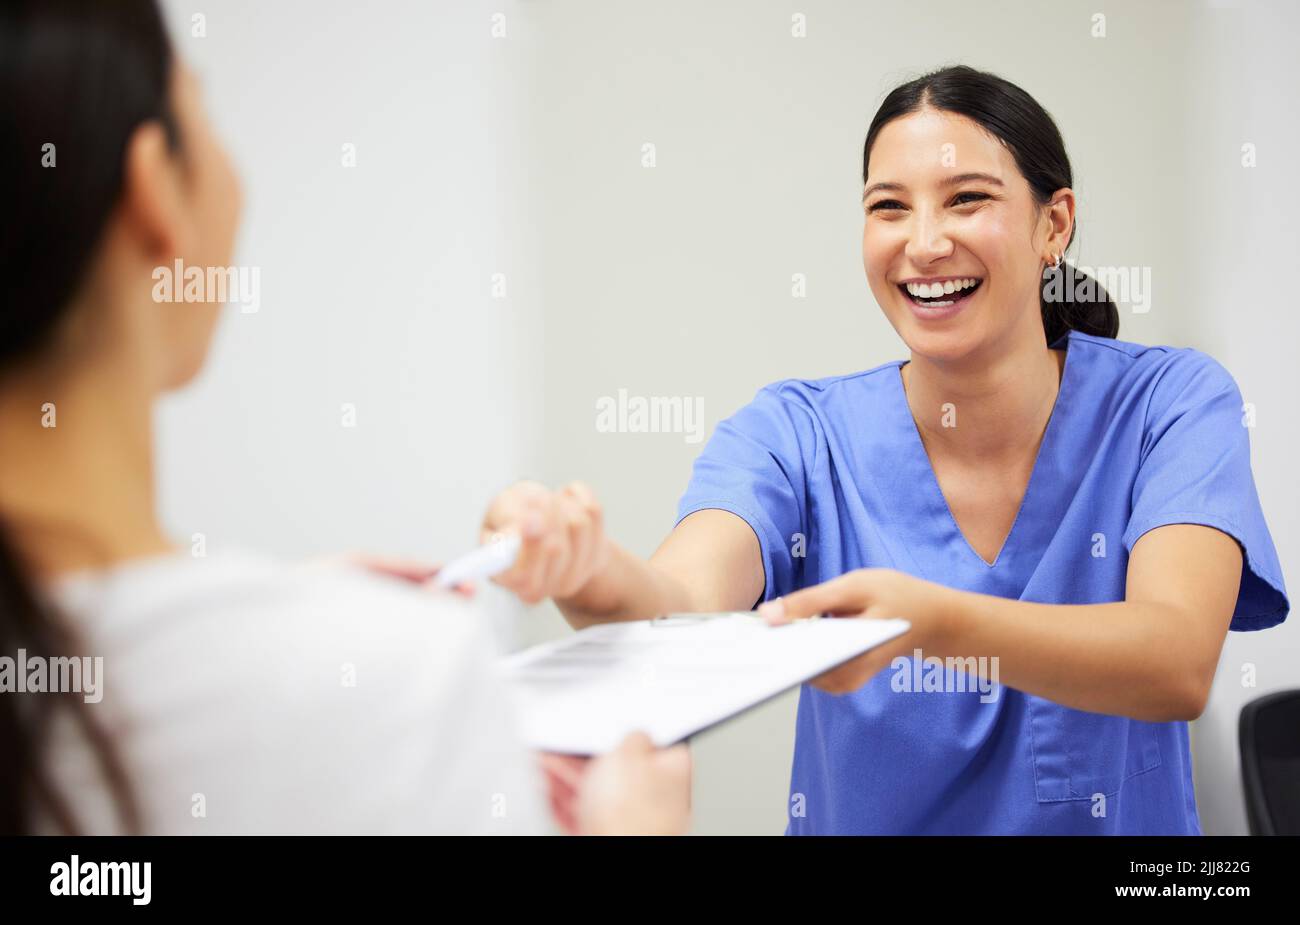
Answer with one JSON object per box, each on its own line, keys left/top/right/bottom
{"left": 648, "top": 611, "right": 825, "bottom": 627}
{"left": 649, "top": 611, "right": 754, "bottom": 627}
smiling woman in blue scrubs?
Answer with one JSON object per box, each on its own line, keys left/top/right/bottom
{"left": 481, "top": 65, "right": 1290, "bottom": 834}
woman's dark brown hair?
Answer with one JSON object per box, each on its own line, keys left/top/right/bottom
{"left": 0, "top": 0, "right": 180, "bottom": 834}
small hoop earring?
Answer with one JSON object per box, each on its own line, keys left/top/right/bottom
{"left": 1052, "top": 253, "right": 1063, "bottom": 269}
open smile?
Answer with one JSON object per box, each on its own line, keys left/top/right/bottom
{"left": 897, "top": 277, "right": 983, "bottom": 319}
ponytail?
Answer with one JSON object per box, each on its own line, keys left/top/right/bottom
{"left": 0, "top": 526, "right": 139, "bottom": 834}
{"left": 1040, "top": 258, "right": 1120, "bottom": 345}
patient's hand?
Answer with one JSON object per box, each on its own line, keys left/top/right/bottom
{"left": 538, "top": 751, "right": 590, "bottom": 835}
{"left": 564, "top": 732, "right": 696, "bottom": 836}
{"left": 480, "top": 480, "right": 610, "bottom": 604}
{"left": 307, "top": 552, "right": 477, "bottom": 597}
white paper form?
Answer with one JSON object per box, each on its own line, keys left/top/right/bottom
{"left": 500, "top": 613, "right": 911, "bottom": 754}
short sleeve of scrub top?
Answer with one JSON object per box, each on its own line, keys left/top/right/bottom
{"left": 672, "top": 380, "right": 821, "bottom": 604}
{"left": 1120, "top": 344, "right": 1288, "bottom": 630}
{"left": 674, "top": 330, "right": 1289, "bottom": 835}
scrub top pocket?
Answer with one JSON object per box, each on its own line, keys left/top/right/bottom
{"left": 1027, "top": 694, "right": 1162, "bottom": 802}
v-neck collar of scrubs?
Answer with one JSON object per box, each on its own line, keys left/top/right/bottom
{"left": 887, "top": 332, "right": 1076, "bottom": 574}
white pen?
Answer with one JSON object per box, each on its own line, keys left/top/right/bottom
{"left": 432, "top": 533, "right": 523, "bottom": 589}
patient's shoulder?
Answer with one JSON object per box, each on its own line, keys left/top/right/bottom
{"left": 52, "top": 548, "right": 481, "bottom": 658}
{"left": 42, "top": 549, "right": 538, "bottom": 834}
{"left": 47, "top": 548, "right": 495, "bottom": 732}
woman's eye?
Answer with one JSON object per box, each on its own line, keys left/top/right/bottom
{"left": 868, "top": 192, "right": 988, "bottom": 214}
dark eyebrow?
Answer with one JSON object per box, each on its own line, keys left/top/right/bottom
{"left": 862, "top": 172, "right": 1005, "bottom": 202}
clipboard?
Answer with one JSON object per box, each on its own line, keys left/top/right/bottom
{"left": 499, "top": 612, "right": 911, "bottom": 754}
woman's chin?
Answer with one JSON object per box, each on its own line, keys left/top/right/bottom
{"left": 898, "top": 321, "right": 984, "bottom": 363}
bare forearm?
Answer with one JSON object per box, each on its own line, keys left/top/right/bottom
{"left": 937, "top": 589, "right": 1211, "bottom": 722}
{"left": 555, "top": 539, "right": 693, "bottom": 629}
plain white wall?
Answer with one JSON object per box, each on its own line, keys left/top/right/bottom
{"left": 154, "top": 0, "right": 543, "bottom": 651}
{"left": 519, "top": 0, "right": 1295, "bottom": 834}
{"left": 1182, "top": 0, "right": 1300, "bottom": 835}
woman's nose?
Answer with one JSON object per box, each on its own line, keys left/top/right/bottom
{"left": 904, "top": 212, "right": 955, "bottom": 264}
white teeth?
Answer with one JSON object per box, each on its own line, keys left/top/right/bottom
{"left": 905, "top": 277, "right": 981, "bottom": 298}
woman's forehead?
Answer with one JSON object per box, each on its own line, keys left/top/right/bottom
{"left": 867, "top": 109, "right": 1015, "bottom": 183}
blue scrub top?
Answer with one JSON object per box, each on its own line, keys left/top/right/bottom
{"left": 675, "top": 330, "right": 1290, "bottom": 835}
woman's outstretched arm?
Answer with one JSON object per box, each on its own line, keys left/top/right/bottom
{"left": 763, "top": 523, "right": 1242, "bottom": 723}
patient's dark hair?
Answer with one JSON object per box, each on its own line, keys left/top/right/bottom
{"left": 0, "top": 0, "right": 180, "bottom": 834}
{"left": 863, "top": 64, "right": 1119, "bottom": 345}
